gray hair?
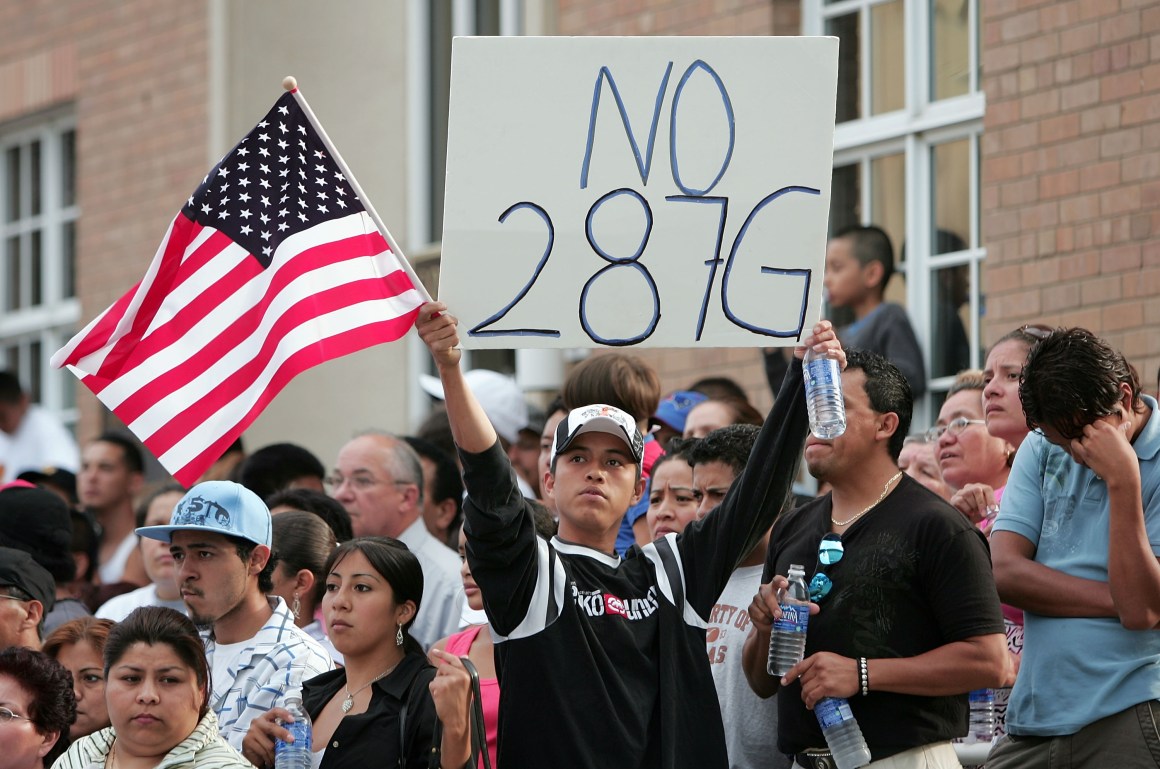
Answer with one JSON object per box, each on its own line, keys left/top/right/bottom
{"left": 354, "top": 430, "right": 425, "bottom": 505}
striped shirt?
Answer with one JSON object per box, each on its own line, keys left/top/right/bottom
{"left": 53, "top": 711, "right": 254, "bottom": 769}
{"left": 205, "top": 596, "right": 333, "bottom": 751}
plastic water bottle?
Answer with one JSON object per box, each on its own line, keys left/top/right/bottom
{"left": 803, "top": 347, "right": 846, "bottom": 439}
{"left": 965, "top": 688, "right": 995, "bottom": 744}
{"left": 816, "top": 697, "right": 872, "bottom": 769}
{"left": 767, "top": 564, "right": 809, "bottom": 677}
{"left": 274, "top": 694, "right": 312, "bottom": 769}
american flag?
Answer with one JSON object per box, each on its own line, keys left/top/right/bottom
{"left": 52, "top": 91, "right": 424, "bottom": 485}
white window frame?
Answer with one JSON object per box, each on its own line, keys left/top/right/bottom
{"left": 805, "top": 0, "right": 984, "bottom": 424}
{"left": 0, "top": 112, "right": 81, "bottom": 426}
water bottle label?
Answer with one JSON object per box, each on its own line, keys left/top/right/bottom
{"left": 806, "top": 358, "right": 839, "bottom": 387}
{"left": 773, "top": 604, "right": 809, "bottom": 633}
{"left": 276, "top": 720, "right": 312, "bottom": 754}
{"left": 815, "top": 698, "right": 854, "bottom": 729}
{"left": 968, "top": 688, "right": 994, "bottom": 705}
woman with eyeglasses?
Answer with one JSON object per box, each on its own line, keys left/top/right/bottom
{"left": 243, "top": 537, "right": 471, "bottom": 769}
{"left": 0, "top": 647, "right": 75, "bottom": 769}
{"left": 933, "top": 370, "right": 1016, "bottom": 527}
{"left": 52, "top": 606, "right": 250, "bottom": 769}
{"left": 43, "top": 618, "right": 115, "bottom": 740}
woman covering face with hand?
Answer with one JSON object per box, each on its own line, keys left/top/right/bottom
{"left": 51, "top": 606, "right": 250, "bottom": 769}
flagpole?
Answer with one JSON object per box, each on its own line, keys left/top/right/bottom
{"left": 283, "top": 76, "right": 434, "bottom": 303}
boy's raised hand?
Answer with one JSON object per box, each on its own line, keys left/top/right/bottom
{"left": 417, "top": 301, "right": 462, "bottom": 370}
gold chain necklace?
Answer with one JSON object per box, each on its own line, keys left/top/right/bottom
{"left": 831, "top": 471, "right": 903, "bottom": 527}
{"left": 341, "top": 663, "right": 398, "bottom": 713}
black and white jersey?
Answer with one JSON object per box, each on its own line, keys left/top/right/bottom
{"left": 459, "top": 364, "right": 808, "bottom": 769}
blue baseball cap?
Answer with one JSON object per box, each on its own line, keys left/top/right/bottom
{"left": 651, "top": 390, "right": 709, "bottom": 434}
{"left": 136, "top": 480, "right": 272, "bottom": 548}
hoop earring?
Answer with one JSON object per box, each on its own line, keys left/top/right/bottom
{"left": 395, "top": 625, "right": 404, "bottom": 647}
{"left": 291, "top": 593, "right": 301, "bottom": 621}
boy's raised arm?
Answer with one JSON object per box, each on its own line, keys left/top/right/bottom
{"left": 416, "top": 302, "right": 497, "bottom": 453}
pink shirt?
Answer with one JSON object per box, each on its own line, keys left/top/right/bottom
{"left": 446, "top": 624, "right": 499, "bottom": 769}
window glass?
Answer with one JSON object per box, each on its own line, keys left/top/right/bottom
{"left": 930, "top": 264, "right": 972, "bottom": 379}
{"left": 28, "top": 340, "right": 42, "bottom": 403}
{"left": 63, "top": 220, "right": 76, "bottom": 299}
{"left": 5, "top": 235, "right": 19, "bottom": 311}
{"left": 870, "top": 152, "right": 906, "bottom": 259}
{"left": 931, "top": 138, "right": 970, "bottom": 255}
{"left": 827, "top": 12, "right": 860, "bottom": 123}
{"left": 870, "top": 1, "right": 905, "bottom": 114}
{"left": 931, "top": 0, "right": 970, "bottom": 100}
{"left": 830, "top": 163, "right": 862, "bottom": 235}
{"left": 5, "top": 146, "right": 19, "bottom": 222}
{"left": 61, "top": 130, "right": 76, "bottom": 207}
{"left": 30, "top": 140, "right": 42, "bottom": 217}
{"left": 31, "top": 230, "right": 42, "bottom": 307}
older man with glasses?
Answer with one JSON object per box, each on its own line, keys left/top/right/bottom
{"left": 742, "top": 350, "right": 1011, "bottom": 769}
{"left": 330, "top": 431, "right": 463, "bottom": 649}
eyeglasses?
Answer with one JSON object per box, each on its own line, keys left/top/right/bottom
{"left": 325, "top": 474, "right": 414, "bottom": 492}
{"left": 0, "top": 707, "right": 32, "bottom": 724}
{"left": 808, "top": 534, "right": 845, "bottom": 602}
{"left": 1018, "top": 324, "right": 1054, "bottom": 341}
{"left": 925, "top": 417, "right": 986, "bottom": 442}
{"left": 0, "top": 591, "right": 30, "bottom": 603}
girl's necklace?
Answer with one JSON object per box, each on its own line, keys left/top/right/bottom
{"left": 341, "top": 664, "right": 398, "bottom": 713}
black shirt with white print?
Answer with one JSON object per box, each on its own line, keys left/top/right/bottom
{"left": 459, "top": 363, "right": 808, "bottom": 769}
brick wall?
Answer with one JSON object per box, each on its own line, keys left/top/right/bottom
{"left": 981, "top": 0, "right": 1160, "bottom": 390}
{"left": 0, "top": 2, "right": 211, "bottom": 441}
{"left": 555, "top": 0, "right": 802, "bottom": 412}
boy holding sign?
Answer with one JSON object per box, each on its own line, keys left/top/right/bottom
{"left": 416, "top": 301, "right": 842, "bottom": 768}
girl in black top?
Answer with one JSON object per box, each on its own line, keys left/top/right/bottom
{"left": 243, "top": 537, "right": 470, "bottom": 769}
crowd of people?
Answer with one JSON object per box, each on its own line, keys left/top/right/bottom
{"left": 0, "top": 226, "right": 1156, "bottom": 769}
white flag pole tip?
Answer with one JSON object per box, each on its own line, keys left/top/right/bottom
{"left": 282, "top": 76, "right": 298, "bottom": 91}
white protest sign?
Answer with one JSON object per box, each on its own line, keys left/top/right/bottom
{"left": 439, "top": 36, "right": 838, "bottom": 349}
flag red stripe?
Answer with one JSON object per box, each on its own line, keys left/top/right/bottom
{"left": 91, "top": 214, "right": 207, "bottom": 379}
{"left": 131, "top": 274, "right": 415, "bottom": 457}
{"left": 157, "top": 310, "right": 421, "bottom": 486}
{"left": 57, "top": 282, "right": 142, "bottom": 365}
{"left": 61, "top": 220, "right": 228, "bottom": 370}
{"left": 89, "top": 229, "right": 257, "bottom": 390}
{"left": 83, "top": 228, "right": 392, "bottom": 399}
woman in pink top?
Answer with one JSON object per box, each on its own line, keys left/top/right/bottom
{"left": 430, "top": 509, "right": 557, "bottom": 768}
{"left": 942, "top": 325, "right": 1052, "bottom": 739}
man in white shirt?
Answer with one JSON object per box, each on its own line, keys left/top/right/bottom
{"left": 79, "top": 433, "right": 145, "bottom": 585}
{"left": 0, "top": 371, "right": 79, "bottom": 483}
{"left": 137, "top": 480, "right": 332, "bottom": 751}
{"left": 331, "top": 432, "right": 464, "bottom": 648}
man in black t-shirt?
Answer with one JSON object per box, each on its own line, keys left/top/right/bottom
{"left": 416, "top": 302, "right": 843, "bottom": 769}
{"left": 742, "top": 350, "right": 1010, "bottom": 769}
